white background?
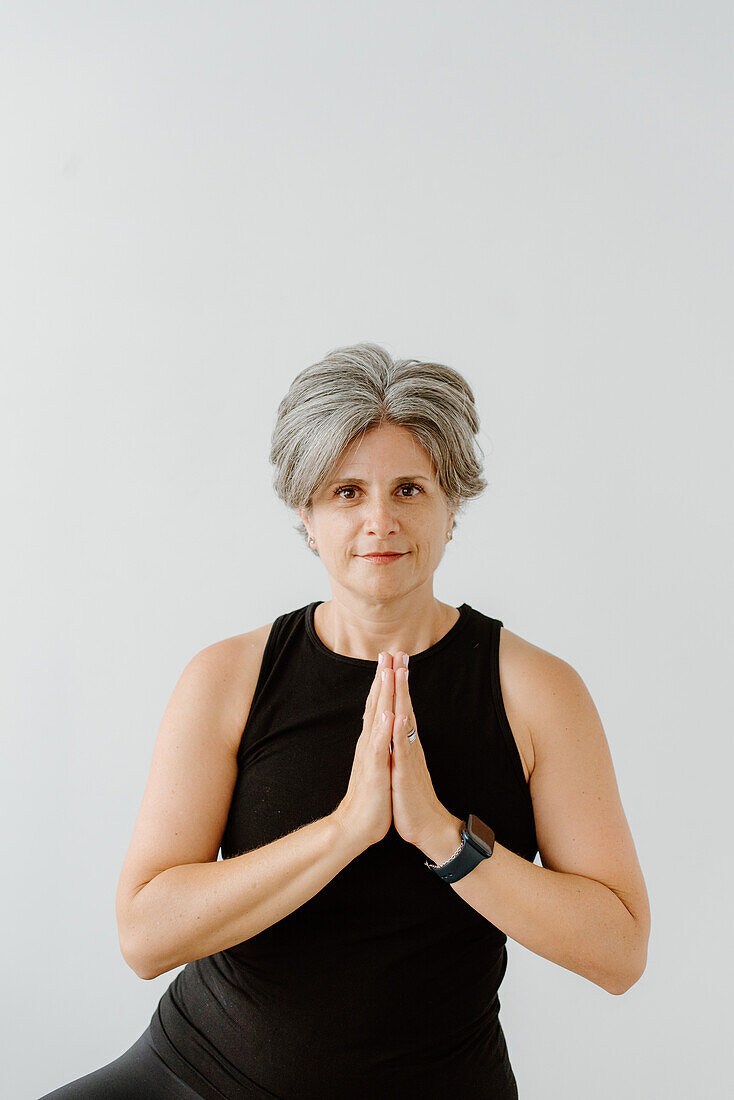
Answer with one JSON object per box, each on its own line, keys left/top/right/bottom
{"left": 2, "top": 2, "right": 731, "bottom": 1097}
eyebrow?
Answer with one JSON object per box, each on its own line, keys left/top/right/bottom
{"left": 328, "top": 474, "right": 432, "bottom": 485}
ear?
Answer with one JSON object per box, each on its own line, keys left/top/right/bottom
{"left": 298, "top": 507, "right": 312, "bottom": 538}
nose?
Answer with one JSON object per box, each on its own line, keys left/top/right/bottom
{"left": 363, "top": 497, "right": 400, "bottom": 539}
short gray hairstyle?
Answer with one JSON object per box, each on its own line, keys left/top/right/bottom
{"left": 269, "top": 342, "right": 488, "bottom": 553}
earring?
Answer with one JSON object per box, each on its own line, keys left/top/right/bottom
{"left": 308, "top": 536, "right": 316, "bottom": 548}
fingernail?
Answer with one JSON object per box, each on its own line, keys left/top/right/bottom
{"left": 378, "top": 652, "right": 384, "bottom": 666}
{"left": 402, "top": 654, "right": 409, "bottom": 667}
{"left": 381, "top": 669, "right": 387, "bottom": 681}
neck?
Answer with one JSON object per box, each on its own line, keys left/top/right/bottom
{"left": 313, "top": 592, "right": 458, "bottom": 662}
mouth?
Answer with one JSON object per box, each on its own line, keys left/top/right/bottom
{"left": 359, "top": 553, "right": 407, "bottom": 564}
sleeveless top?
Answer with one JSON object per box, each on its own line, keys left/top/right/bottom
{"left": 147, "top": 601, "right": 538, "bottom": 1099}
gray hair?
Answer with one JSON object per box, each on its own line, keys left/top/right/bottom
{"left": 269, "top": 342, "right": 488, "bottom": 553}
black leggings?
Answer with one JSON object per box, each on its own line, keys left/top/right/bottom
{"left": 38, "top": 1024, "right": 204, "bottom": 1098}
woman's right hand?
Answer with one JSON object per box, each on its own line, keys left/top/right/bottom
{"left": 333, "top": 652, "right": 395, "bottom": 852}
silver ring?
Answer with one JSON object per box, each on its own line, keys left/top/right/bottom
{"left": 406, "top": 727, "right": 417, "bottom": 743}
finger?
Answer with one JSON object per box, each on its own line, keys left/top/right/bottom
{"left": 393, "top": 661, "right": 416, "bottom": 751}
{"left": 368, "top": 653, "right": 385, "bottom": 696}
{"left": 394, "top": 664, "right": 411, "bottom": 713}
{"left": 367, "top": 650, "right": 391, "bottom": 700}
{"left": 393, "top": 654, "right": 411, "bottom": 712}
{"left": 378, "top": 664, "right": 395, "bottom": 728}
{"left": 365, "top": 654, "right": 393, "bottom": 733}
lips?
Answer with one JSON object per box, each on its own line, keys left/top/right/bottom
{"left": 360, "top": 553, "right": 406, "bottom": 562}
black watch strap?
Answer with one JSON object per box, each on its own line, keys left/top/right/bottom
{"left": 424, "top": 814, "right": 495, "bottom": 883}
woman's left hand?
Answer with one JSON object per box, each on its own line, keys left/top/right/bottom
{"left": 385, "top": 651, "right": 448, "bottom": 849}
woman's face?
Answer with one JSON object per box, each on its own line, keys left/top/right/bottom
{"left": 299, "top": 422, "right": 456, "bottom": 600}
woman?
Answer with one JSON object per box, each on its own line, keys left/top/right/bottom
{"left": 42, "top": 343, "right": 650, "bottom": 1099}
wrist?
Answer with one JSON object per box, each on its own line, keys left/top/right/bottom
{"left": 417, "top": 811, "right": 465, "bottom": 866}
{"left": 328, "top": 809, "right": 371, "bottom": 860}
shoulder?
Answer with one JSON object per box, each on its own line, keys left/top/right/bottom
{"left": 185, "top": 619, "right": 276, "bottom": 754}
{"left": 495, "top": 623, "right": 590, "bottom": 781}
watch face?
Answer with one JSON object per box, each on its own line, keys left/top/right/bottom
{"left": 466, "top": 814, "right": 495, "bottom": 855}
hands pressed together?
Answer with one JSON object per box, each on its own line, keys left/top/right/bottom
{"left": 334, "top": 650, "right": 450, "bottom": 855}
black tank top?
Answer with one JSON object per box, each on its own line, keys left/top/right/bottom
{"left": 148, "top": 601, "right": 538, "bottom": 1099}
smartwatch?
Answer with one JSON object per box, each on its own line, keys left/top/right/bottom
{"left": 424, "top": 814, "right": 495, "bottom": 883}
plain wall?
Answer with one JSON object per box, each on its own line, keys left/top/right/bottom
{"left": 2, "top": 2, "right": 731, "bottom": 1096}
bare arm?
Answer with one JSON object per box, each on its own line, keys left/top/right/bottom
{"left": 416, "top": 638, "right": 650, "bottom": 995}
{"left": 124, "top": 812, "right": 361, "bottom": 980}
{"left": 116, "top": 628, "right": 379, "bottom": 981}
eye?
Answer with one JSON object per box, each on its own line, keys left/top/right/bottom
{"left": 398, "top": 483, "right": 422, "bottom": 497}
{"left": 333, "top": 483, "right": 423, "bottom": 500}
